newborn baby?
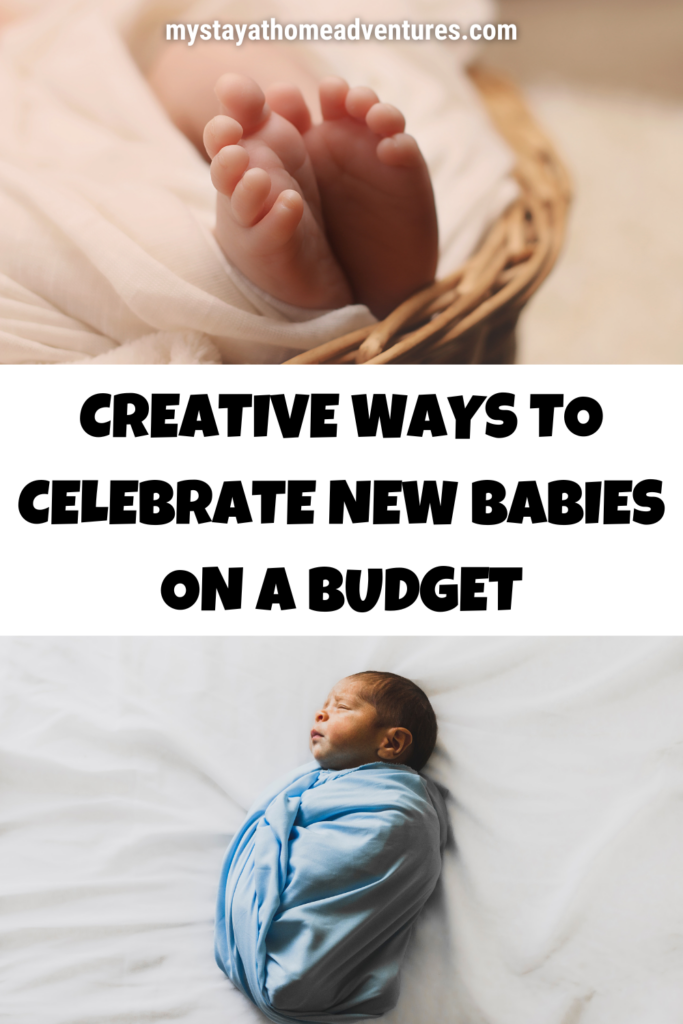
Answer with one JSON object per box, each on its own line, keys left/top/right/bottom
{"left": 148, "top": 44, "right": 438, "bottom": 317}
{"left": 215, "top": 671, "right": 447, "bottom": 1023}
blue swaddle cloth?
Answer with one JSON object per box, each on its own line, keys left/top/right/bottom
{"left": 215, "top": 761, "right": 448, "bottom": 1023}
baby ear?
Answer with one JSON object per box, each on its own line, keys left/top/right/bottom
{"left": 379, "top": 727, "right": 413, "bottom": 762}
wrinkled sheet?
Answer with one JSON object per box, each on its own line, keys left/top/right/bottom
{"left": 0, "top": 0, "right": 516, "bottom": 363}
{"left": 216, "top": 762, "right": 447, "bottom": 1023}
{"left": 2, "top": 637, "right": 683, "bottom": 1024}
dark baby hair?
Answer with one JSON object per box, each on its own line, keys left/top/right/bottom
{"left": 352, "top": 670, "right": 437, "bottom": 772}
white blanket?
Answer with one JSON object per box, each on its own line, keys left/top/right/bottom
{"left": 2, "top": 637, "right": 682, "bottom": 1023}
{"left": 0, "top": 0, "right": 516, "bottom": 364}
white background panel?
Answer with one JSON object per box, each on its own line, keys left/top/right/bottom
{"left": 0, "top": 365, "right": 679, "bottom": 634}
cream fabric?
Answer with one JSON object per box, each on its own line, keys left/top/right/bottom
{"left": 0, "top": 0, "right": 516, "bottom": 363}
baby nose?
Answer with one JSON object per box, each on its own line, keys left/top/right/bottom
{"left": 316, "top": 709, "right": 328, "bottom": 722}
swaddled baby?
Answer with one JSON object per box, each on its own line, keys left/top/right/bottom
{"left": 215, "top": 671, "right": 447, "bottom": 1023}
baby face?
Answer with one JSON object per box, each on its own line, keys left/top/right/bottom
{"left": 310, "top": 676, "right": 392, "bottom": 770}
{"left": 310, "top": 677, "right": 385, "bottom": 770}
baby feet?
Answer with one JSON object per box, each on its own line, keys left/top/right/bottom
{"left": 206, "top": 75, "right": 437, "bottom": 318}
{"left": 204, "top": 74, "right": 352, "bottom": 310}
{"left": 288, "top": 77, "right": 438, "bottom": 319}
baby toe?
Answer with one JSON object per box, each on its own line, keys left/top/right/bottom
{"left": 203, "top": 115, "right": 243, "bottom": 160}
{"left": 319, "top": 77, "right": 349, "bottom": 121}
{"left": 365, "top": 102, "right": 406, "bottom": 139}
{"left": 214, "top": 73, "right": 268, "bottom": 133}
{"left": 254, "top": 189, "right": 304, "bottom": 248}
{"left": 231, "top": 166, "right": 272, "bottom": 226}
{"left": 376, "top": 133, "right": 424, "bottom": 169}
{"left": 210, "top": 144, "right": 250, "bottom": 197}
{"left": 265, "top": 83, "right": 312, "bottom": 134}
{"left": 345, "top": 86, "right": 380, "bottom": 122}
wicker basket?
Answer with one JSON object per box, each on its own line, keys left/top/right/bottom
{"left": 285, "top": 68, "right": 571, "bottom": 366}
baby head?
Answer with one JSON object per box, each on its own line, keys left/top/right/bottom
{"left": 310, "top": 671, "right": 437, "bottom": 773}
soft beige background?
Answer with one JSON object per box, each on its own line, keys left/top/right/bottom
{"left": 486, "top": 0, "right": 683, "bottom": 363}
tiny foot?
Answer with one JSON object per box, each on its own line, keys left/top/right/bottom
{"left": 277, "top": 77, "right": 438, "bottom": 319}
{"left": 204, "top": 74, "right": 351, "bottom": 310}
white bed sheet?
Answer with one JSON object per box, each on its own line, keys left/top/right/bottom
{"left": 2, "top": 637, "right": 683, "bottom": 1023}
